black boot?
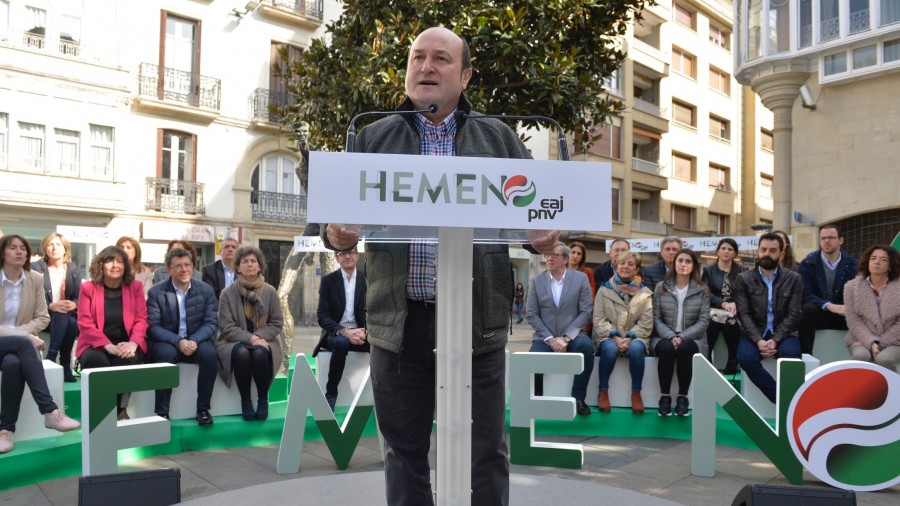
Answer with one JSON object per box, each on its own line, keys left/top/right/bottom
{"left": 255, "top": 397, "right": 269, "bottom": 421}
{"left": 241, "top": 399, "right": 255, "bottom": 421}
{"left": 45, "top": 349, "right": 59, "bottom": 363}
{"left": 62, "top": 365, "right": 76, "bottom": 383}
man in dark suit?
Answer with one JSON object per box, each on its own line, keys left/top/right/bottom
{"left": 527, "top": 243, "right": 595, "bottom": 415}
{"left": 201, "top": 237, "right": 239, "bottom": 300}
{"left": 147, "top": 248, "right": 219, "bottom": 425}
{"left": 797, "top": 225, "right": 857, "bottom": 354}
{"left": 593, "top": 238, "right": 630, "bottom": 285}
{"left": 642, "top": 236, "right": 682, "bottom": 290}
{"left": 314, "top": 246, "right": 368, "bottom": 411}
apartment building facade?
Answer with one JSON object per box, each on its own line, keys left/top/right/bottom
{"left": 733, "top": 0, "right": 900, "bottom": 257}
{"left": 0, "top": 0, "right": 335, "bottom": 288}
{"left": 567, "top": 0, "right": 775, "bottom": 264}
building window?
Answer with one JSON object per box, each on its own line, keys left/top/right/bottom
{"left": 673, "top": 4, "right": 695, "bottom": 30}
{"left": 53, "top": 128, "right": 79, "bottom": 175}
{"left": 885, "top": 38, "right": 900, "bottom": 62}
{"left": 709, "top": 115, "right": 730, "bottom": 142}
{"left": 708, "top": 213, "right": 729, "bottom": 234}
{"left": 603, "top": 69, "right": 623, "bottom": 96}
{"left": 821, "top": 0, "right": 840, "bottom": 42}
{"left": 709, "top": 24, "right": 730, "bottom": 50}
{"left": 672, "top": 99, "right": 696, "bottom": 128}
{"left": 672, "top": 205, "right": 694, "bottom": 230}
{"left": 585, "top": 122, "right": 622, "bottom": 159}
{"left": 18, "top": 122, "right": 44, "bottom": 172}
{"left": 748, "top": 0, "right": 763, "bottom": 60}
{"left": 850, "top": 0, "right": 871, "bottom": 34}
{"left": 768, "top": 0, "right": 791, "bottom": 53}
{"left": 883, "top": 0, "right": 900, "bottom": 26}
{"left": 709, "top": 67, "right": 730, "bottom": 95}
{"left": 23, "top": 5, "right": 46, "bottom": 49}
{"left": 252, "top": 154, "right": 300, "bottom": 195}
{"left": 709, "top": 164, "right": 729, "bottom": 190}
{"left": 161, "top": 13, "right": 201, "bottom": 104}
{"left": 761, "top": 174, "right": 774, "bottom": 199}
{"left": 761, "top": 129, "right": 774, "bottom": 151}
{"left": 89, "top": 124, "right": 114, "bottom": 179}
{"left": 800, "top": 0, "right": 813, "bottom": 48}
{"left": 824, "top": 52, "right": 847, "bottom": 75}
{"left": 0, "top": 113, "right": 6, "bottom": 167}
{"left": 853, "top": 45, "right": 877, "bottom": 68}
{"left": 672, "top": 152, "right": 695, "bottom": 181}
{"left": 611, "top": 186, "right": 621, "bottom": 223}
{"left": 159, "top": 130, "right": 195, "bottom": 181}
{"left": 672, "top": 47, "right": 695, "bottom": 78}
{"left": 0, "top": 1, "right": 9, "bottom": 42}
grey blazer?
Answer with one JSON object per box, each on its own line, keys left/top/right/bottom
{"left": 527, "top": 269, "right": 593, "bottom": 341}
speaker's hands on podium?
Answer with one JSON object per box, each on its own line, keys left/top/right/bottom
{"left": 325, "top": 224, "right": 362, "bottom": 251}
{"left": 527, "top": 229, "right": 560, "bottom": 255}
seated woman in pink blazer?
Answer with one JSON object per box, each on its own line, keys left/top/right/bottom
{"left": 76, "top": 246, "right": 148, "bottom": 420}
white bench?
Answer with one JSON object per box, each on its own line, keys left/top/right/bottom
{"left": 128, "top": 363, "right": 260, "bottom": 420}
{"left": 739, "top": 354, "right": 821, "bottom": 419}
{"left": 314, "top": 351, "right": 370, "bottom": 407}
{"left": 811, "top": 329, "right": 851, "bottom": 366}
{"left": 542, "top": 356, "right": 694, "bottom": 409}
{"left": 0, "top": 360, "right": 66, "bottom": 441}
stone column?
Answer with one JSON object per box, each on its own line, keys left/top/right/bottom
{"left": 751, "top": 72, "right": 810, "bottom": 231}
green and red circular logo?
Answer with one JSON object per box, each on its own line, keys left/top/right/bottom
{"left": 787, "top": 361, "right": 900, "bottom": 491}
{"left": 503, "top": 175, "right": 537, "bottom": 208}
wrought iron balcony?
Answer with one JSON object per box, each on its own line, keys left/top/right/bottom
{"left": 145, "top": 177, "right": 205, "bottom": 215}
{"left": 249, "top": 89, "right": 295, "bottom": 123}
{"left": 138, "top": 62, "right": 221, "bottom": 111}
{"left": 251, "top": 190, "right": 307, "bottom": 223}
{"left": 266, "top": 0, "right": 324, "bottom": 21}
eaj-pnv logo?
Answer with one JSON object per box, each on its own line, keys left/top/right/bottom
{"left": 787, "top": 362, "right": 900, "bottom": 492}
{"left": 503, "top": 175, "right": 537, "bottom": 208}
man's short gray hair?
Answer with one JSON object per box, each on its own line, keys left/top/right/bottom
{"left": 555, "top": 243, "right": 571, "bottom": 258}
{"left": 661, "top": 236, "right": 683, "bottom": 248}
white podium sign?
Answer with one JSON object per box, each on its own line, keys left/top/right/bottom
{"left": 307, "top": 151, "right": 611, "bottom": 231}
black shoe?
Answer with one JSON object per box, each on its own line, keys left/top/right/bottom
{"left": 723, "top": 359, "right": 739, "bottom": 376}
{"left": 62, "top": 365, "right": 77, "bottom": 383}
{"left": 657, "top": 395, "right": 672, "bottom": 416}
{"left": 197, "top": 409, "right": 214, "bottom": 426}
{"left": 117, "top": 408, "right": 129, "bottom": 421}
{"left": 241, "top": 399, "right": 255, "bottom": 421}
{"left": 675, "top": 396, "right": 690, "bottom": 416}
{"left": 255, "top": 399, "right": 269, "bottom": 421}
{"left": 325, "top": 393, "right": 337, "bottom": 413}
{"left": 576, "top": 400, "right": 591, "bottom": 416}
{"left": 157, "top": 412, "right": 170, "bottom": 420}
{"left": 516, "top": 319, "right": 523, "bottom": 324}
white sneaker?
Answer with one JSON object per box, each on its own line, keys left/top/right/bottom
{"left": 0, "top": 430, "right": 13, "bottom": 454}
{"left": 44, "top": 409, "right": 81, "bottom": 432}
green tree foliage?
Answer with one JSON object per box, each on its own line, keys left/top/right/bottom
{"left": 278, "top": 0, "right": 652, "bottom": 152}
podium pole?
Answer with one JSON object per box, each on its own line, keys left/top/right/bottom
{"left": 435, "top": 226, "right": 474, "bottom": 505}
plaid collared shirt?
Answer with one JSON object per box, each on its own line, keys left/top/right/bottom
{"left": 406, "top": 112, "right": 458, "bottom": 300}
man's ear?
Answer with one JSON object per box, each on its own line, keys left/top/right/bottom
{"left": 462, "top": 67, "right": 473, "bottom": 89}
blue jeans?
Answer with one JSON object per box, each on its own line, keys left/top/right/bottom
{"left": 597, "top": 339, "right": 646, "bottom": 392}
{"left": 737, "top": 334, "right": 801, "bottom": 403}
{"left": 528, "top": 333, "right": 594, "bottom": 401}
{"left": 514, "top": 303, "right": 524, "bottom": 320}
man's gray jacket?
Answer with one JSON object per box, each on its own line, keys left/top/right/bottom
{"left": 321, "top": 94, "right": 530, "bottom": 355}
{"left": 526, "top": 268, "right": 593, "bottom": 341}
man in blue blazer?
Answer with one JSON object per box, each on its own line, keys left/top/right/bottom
{"left": 797, "top": 225, "right": 858, "bottom": 354}
{"left": 315, "top": 246, "right": 368, "bottom": 411}
{"left": 147, "top": 248, "right": 219, "bottom": 425}
{"left": 527, "top": 243, "right": 595, "bottom": 415}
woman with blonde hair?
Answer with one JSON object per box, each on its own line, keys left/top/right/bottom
{"left": 116, "top": 236, "right": 153, "bottom": 299}
{"left": 31, "top": 232, "right": 81, "bottom": 381}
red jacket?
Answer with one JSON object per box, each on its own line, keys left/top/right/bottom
{"left": 76, "top": 281, "right": 148, "bottom": 357}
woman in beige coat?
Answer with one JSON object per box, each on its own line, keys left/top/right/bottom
{"left": 217, "top": 246, "right": 283, "bottom": 421}
{"left": 593, "top": 251, "right": 654, "bottom": 414}
{"left": 844, "top": 245, "right": 900, "bottom": 371}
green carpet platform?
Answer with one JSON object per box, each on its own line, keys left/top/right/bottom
{"left": 1, "top": 372, "right": 763, "bottom": 492}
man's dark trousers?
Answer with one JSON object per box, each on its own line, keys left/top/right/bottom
{"left": 798, "top": 303, "right": 847, "bottom": 355}
{"left": 324, "top": 333, "right": 369, "bottom": 401}
{"left": 369, "top": 301, "right": 508, "bottom": 506}
{"left": 150, "top": 340, "right": 218, "bottom": 415}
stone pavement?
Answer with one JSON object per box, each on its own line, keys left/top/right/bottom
{"left": 2, "top": 321, "right": 896, "bottom": 505}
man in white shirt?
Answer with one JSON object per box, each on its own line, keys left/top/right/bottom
{"left": 314, "top": 247, "right": 368, "bottom": 411}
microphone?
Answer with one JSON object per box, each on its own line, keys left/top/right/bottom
{"left": 346, "top": 104, "right": 438, "bottom": 152}
{"left": 456, "top": 111, "right": 569, "bottom": 161}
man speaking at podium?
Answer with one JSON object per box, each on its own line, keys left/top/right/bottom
{"left": 323, "top": 26, "right": 557, "bottom": 506}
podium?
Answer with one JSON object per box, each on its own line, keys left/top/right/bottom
{"left": 308, "top": 151, "right": 610, "bottom": 504}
